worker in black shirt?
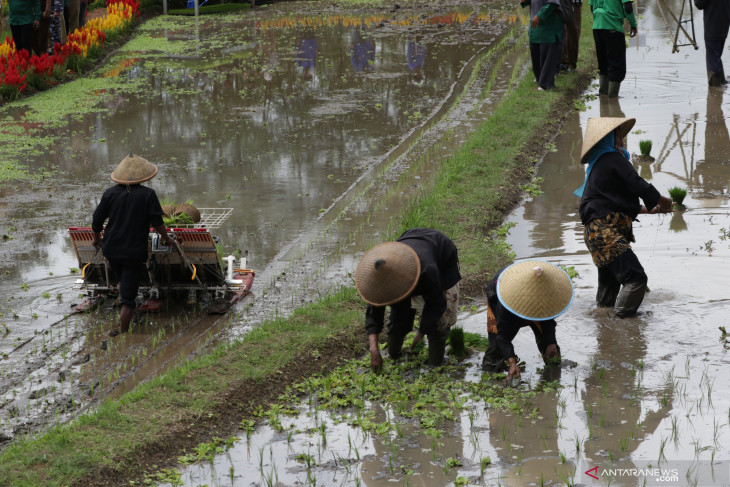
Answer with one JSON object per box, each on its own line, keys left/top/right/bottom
{"left": 355, "top": 228, "right": 461, "bottom": 372}
{"left": 575, "top": 118, "right": 673, "bottom": 317}
{"left": 481, "top": 260, "right": 574, "bottom": 382}
{"left": 92, "top": 153, "right": 173, "bottom": 337}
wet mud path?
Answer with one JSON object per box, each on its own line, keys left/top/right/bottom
{"left": 0, "top": 0, "right": 527, "bottom": 446}
{"left": 160, "top": 1, "right": 730, "bottom": 486}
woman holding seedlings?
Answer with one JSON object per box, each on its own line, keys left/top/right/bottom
{"left": 575, "top": 117, "right": 674, "bottom": 318}
{"left": 355, "top": 228, "right": 461, "bottom": 373}
{"left": 481, "top": 260, "right": 574, "bottom": 382}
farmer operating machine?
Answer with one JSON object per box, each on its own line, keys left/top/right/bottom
{"left": 68, "top": 208, "right": 254, "bottom": 315}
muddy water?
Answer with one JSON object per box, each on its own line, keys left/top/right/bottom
{"left": 0, "top": 1, "right": 525, "bottom": 444}
{"left": 160, "top": 1, "right": 730, "bottom": 486}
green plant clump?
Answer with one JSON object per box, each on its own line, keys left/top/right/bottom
{"left": 639, "top": 139, "right": 652, "bottom": 157}
{"left": 668, "top": 186, "right": 687, "bottom": 206}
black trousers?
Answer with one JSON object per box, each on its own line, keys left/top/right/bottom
{"left": 530, "top": 42, "right": 563, "bottom": 89}
{"left": 10, "top": 23, "right": 34, "bottom": 55}
{"left": 385, "top": 303, "right": 448, "bottom": 366}
{"left": 107, "top": 259, "right": 145, "bottom": 308}
{"left": 705, "top": 37, "right": 727, "bottom": 78}
{"left": 596, "top": 249, "right": 647, "bottom": 317}
{"left": 482, "top": 326, "right": 560, "bottom": 372}
{"left": 593, "top": 28, "right": 627, "bottom": 82}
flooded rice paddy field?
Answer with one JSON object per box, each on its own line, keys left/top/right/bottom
{"left": 161, "top": 1, "right": 730, "bottom": 487}
{"left": 0, "top": 0, "right": 526, "bottom": 446}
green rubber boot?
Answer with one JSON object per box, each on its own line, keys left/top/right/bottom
{"left": 599, "top": 75, "right": 609, "bottom": 96}
{"left": 607, "top": 81, "right": 621, "bottom": 98}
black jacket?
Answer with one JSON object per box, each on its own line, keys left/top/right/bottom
{"left": 92, "top": 184, "right": 164, "bottom": 262}
{"left": 365, "top": 228, "right": 460, "bottom": 336}
{"left": 579, "top": 151, "right": 660, "bottom": 225}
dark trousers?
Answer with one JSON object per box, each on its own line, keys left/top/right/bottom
{"left": 10, "top": 23, "right": 34, "bottom": 55}
{"left": 705, "top": 37, "right": 727, "bottom": 83}
{"left": 33, "top": 0, "right": 52, "bottom": 56}
{"left": 593, "top": 28, "right": 627, "bottom": 82}
{"left": 596, "top": 249, "right": 647, "bottom": 317}
{"left": 530, "top": 41, "right": 563, "bottom": 89}
{"left": 385, "top": 303, "right": 448, "bottom": 366}
{"left": 562, "top": 3, "right": 582, "bottom": 68}
{"left": 108, "top": 259, "right": 145, "bottom": 308}
{"left": 482, "top": 326, "right": 559, "bottom": 372}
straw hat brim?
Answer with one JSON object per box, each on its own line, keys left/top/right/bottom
{"left": 496, "top": 260, "right": 574, "bottom": 321}
{"left": 111, "top": 153, "right": 159, "bottom": 184}
{"left": 355, "top": 242, "right": 421, "bottom": 306}
{"left": 580, "top": 117, "right": 636, "bottom": 163}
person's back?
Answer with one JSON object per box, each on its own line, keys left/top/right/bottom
{"left": 95, "top": 184, "right": 164, "bottom": 261}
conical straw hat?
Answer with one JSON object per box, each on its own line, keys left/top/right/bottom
{"left": 111, "top": 153, "right": 158, "bottom": 184}
{"left": 580, "top": 117, "right": 636, "bottom": 163}
{"left": 496, "top": 260, "right": 574, "bottom": 321}
{"left": 355, "top": 242, "right": 421, "bottom": 306}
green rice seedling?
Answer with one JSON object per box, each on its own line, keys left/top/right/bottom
{"left": 668, "top": 187, "right": 687, "bottom": 209}
{"left": 658, "top": 436, "right": 667, "bottom": 463}
{"left": 448, "top": 327, "right": 467, "bottom": 358}
{"left": 639, "top": 140, "right": 652, "bottom": 157}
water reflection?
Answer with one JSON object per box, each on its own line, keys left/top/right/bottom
{"left": 296, "top": 28, "right": 318, "bottom": 80}
{"left": 582, "top": 319, "right": 672, "bottom": 476}
{"left": 407, "top": 36, "right": 427, "bottom": 85}
{"left": 350, "top": 28, "right": 375, "bottom": 74}
{"left": 695, "top": 87, "right": 730, "bottom": 197}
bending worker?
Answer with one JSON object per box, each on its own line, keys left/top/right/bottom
{"left": 481, "top": 260, "right": 574, "bottom": 382}
{"left": 355, "top": 228, "right": 461, "bottom": 373}
{"left": 92, "top": 153, "right": 172, "bottom": 337}
{"left": 575, "top": 117, "right": 673, "bottom": 317}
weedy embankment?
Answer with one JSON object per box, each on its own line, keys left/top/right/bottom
{"left": 0, "top": 3, "right": 597, "bottom": 485}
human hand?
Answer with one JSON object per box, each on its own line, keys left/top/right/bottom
{"left": 506, "top": 357, "right": 521, "bottom": 383}
{"left": 410, "top": 331, "right": 424, "bottom": 350}
{"left": 33, "top": 20, "right": 39, "bottom": 29}
{"left": 630, "top": 27, "right": 637, "bottom": 37}
{"left": 370, "top": 350, "right": 383, "bottom": 374}
{"left": 656, "top": 195, "right": 674, "bottom": 213}
{"left": 531, "top": 15, "right": 540, "bottom": 28}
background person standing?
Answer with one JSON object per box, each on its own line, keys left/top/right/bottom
{"left": 521, "top": 0, "right": 564, "bottom": 90}
{"left": 694, "top": 0, "right": 730, "bottom": 86}
{"left": 8, "top": 0, "right": 41, "bottom": 54}
{"left": 560, "top": 0, "right": 582, "bottom": 71}
{"left": 590, "top": 0, "right": 637, "bottom": 97}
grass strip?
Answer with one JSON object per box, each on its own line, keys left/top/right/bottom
{"left": 0, "top": 10, "right": 598, "bottom": 487}
{"left": 0, "top": 288, "right": 364, "bottom": 487}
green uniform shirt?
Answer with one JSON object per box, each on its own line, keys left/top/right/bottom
{"left": 522, "top": 1, "right": 564, "bottom": 44}
{"left": 590, "top": 0, "right": 637, "bottom": 31}
{"left": 8, "top": 0, "right": 41, "bottom": 25}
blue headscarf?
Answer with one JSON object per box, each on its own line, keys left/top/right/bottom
{"left": 573, "top": 132, "right": 631, "bottom": 198}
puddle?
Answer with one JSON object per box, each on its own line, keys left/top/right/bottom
{"left": 0, "top": 1, "right": 527, "bottom": 444}
{"left": 157, "top": 0, "right": 730, "bottom": 485}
